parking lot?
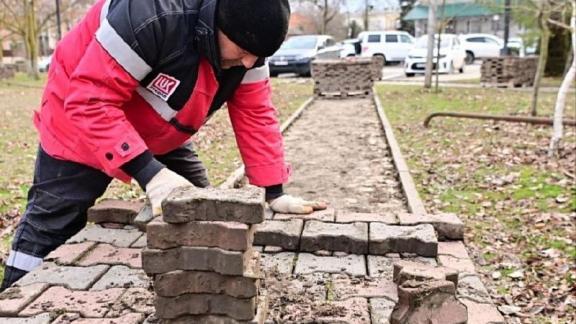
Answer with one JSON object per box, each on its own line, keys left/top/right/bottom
{"left": 276, "top": 61, "right": 482, "bottom": 83}
{"left": 380, "top": 61, "right": 481, "bottom": 82}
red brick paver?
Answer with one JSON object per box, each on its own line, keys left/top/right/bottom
{"left": 20, "top": 286, "right": 125, "bottom": 317}
{"left": 0, "top": 283, "right": 48, "bottom": 316}
{"left": 77, "top": 243, "right": 141, "bottom": 268}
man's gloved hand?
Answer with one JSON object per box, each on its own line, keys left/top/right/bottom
{"left": 145, "top": 168, "right": 194, "bottom": 216}
{"left": 268, "top": 194, "right": 327, "bottom": 214}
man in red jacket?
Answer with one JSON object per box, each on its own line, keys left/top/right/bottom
{"left": 1, "top": 0, "right": 326, "bottom": 290}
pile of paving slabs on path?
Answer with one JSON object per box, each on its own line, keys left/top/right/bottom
{"left": 142, "top": 186, "right": 267, "bottom": 323}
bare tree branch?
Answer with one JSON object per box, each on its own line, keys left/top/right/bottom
{"left": 548, "top": 17, "right": 571, "bottom": 29}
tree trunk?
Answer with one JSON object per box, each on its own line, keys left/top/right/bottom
{"left": 363, "top": 0, "right": 370, "bottom": 31}
{"left": 549, "top": 0, "right": 576, "bottom": 156}
{"left": 321, "top": 0, "right": 328, "bottom": 35}
{"left": 530, "top": 2, "right": 552, "bottom": 117}
{"left": 424, "top": 0, "right": 436, "bottom": 89}
{"left": 24, "top": 0, "right": 39, "bottom": 79}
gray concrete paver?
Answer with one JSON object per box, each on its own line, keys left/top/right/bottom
{"left": 15, "top": 262, "right": 109, "bottom": 290}
{"left": 90, "top": 265, "right": 150, "bottom": 291}
{"left": 67, "top": 224, "right": 142, "bottom": 248}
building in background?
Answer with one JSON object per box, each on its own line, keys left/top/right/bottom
{"left": 404, "top": 0, "right": 523, "bottom": 37}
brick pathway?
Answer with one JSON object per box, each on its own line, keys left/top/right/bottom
{"left": 0, "top": 206, "right": 504, "bottom": 323}
{"left": 0, "top": 98, "right": 506, "bottom": 323}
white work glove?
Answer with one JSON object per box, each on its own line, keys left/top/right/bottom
{"left": 145, "top": 168, "right": 195, "bottom": 216}
{"left": 268, "top": 194, "right": 327, "bottom": 214}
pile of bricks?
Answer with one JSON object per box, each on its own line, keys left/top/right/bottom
{"left": 142, "top": 186, "right": 267, "bottom": 323}
{"left": 390, "top": 260, "right": 468, "bottom": 324}
{"left": 311, "top": 57, "right": 377, "bottom": 98}
{"left": 481, "top": 56, "right": 538, "bottom": 87}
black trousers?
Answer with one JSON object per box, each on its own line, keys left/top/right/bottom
{"left": 1, "top": 142, "right": 209, "bottom": 290}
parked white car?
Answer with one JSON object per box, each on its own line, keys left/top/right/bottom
{"left": 38, "top": 55, "right": 52, "bottom": 72}
{"left": 459, "top": 33, "right": 503, "bottom": 64}
{"left": 404, "top": 34, "right": 466, "bottom": 77}
{"left": 357, "top": 31, "right": 415, "bottom": 64}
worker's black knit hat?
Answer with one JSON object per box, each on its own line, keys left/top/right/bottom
{"left": 217, "top": 0, "right": 291, "bottom": 57}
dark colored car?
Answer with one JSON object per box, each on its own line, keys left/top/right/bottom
{"left": 268, "top": 35, "right": 334, "bottom": 77}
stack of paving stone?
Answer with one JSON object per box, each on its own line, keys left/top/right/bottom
{"left": 311, "top": 58, "right": 375, "bottom": 98}
{"left": 142, "top": 186, "right": 267, "bottom": 323}
{"left": 371, "top": 55, "right": 385, "bottom": 80}
{"left": 481, "top": 56, "right": 538, "bottom": 87}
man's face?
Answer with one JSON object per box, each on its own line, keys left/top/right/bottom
{"left": 218, "top": 30, "right": 259, "bottom": 69}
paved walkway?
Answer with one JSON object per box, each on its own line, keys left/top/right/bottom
{"left": 0, "top": 98, "right": 507, "bottom": 323}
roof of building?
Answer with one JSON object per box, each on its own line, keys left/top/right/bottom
{"left": 404, "top": 2, "right": 499, "bottom": 21}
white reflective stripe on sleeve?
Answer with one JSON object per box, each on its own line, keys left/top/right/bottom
{"left": 95, "top": 19, "right": 152, "bottom": 81}
{"left": 241, "top": 64, "right": 270, "bottom": 84}
{"left": 100, "top": 0, "right": 111, "bottom": 22}
{"left": 136, "top": 87, "right": 178, "bottom": 121}
{"left": 6, "top": 250, "right": 43, "bottom": 272}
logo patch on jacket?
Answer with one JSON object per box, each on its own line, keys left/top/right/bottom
{"left": 147, "top": 73, "right": 180, "bottom": 101}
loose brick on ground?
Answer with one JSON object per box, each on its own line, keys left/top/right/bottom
{"left": 155, "top": 293, "right": 257, "bottom": 320}
{"left": 0, "top": 283, "right": 48, "bottom": 316}
{"left": 44, "top": 241, "right": 96, "bottom": 265}
{"left": 87, "top": 199, "right": 144, "bottom": 224}
{"left": 300, "top": 221, "right": 368, "bottom": 254}
{"left": 332, "top": 274, "right": 397, "bottom": 302}
{"left": 294, "top": 253, "right": 366, "bottom": 276}
{"left": 335, "top": 212, "right": 397, "bottom": 224}
{"left": 369, "top": 223, "right": 437, "bottom": 257}
{"left": 253, "top": 219, "right": 303, "bottom": 250}
{"left": 391, "top": 279, "right": 467, "bottom": 324}
{"left": 142, "top": 247, "right": 257, "bottom": 276}
{"left": 53, "top": 313, "right": 145, "bottom": 323}
{"left": 274, "top": 207, "right": 336, "bottom": 222}
{"left": 77, "top": 243, "right": 141, "bottom": 269}
{"left": 259, "top": 252, "right": 296, "bottom": 274}
{"left": 91, "top": 266, "right": 150, "bottom": 291}
{"left": 16, "top": 263, "right": 109, "bottom": 290}
{"left": 154, "top": 268, "right": 259, "bottom": 298}
{"left": 367, "top": 255, "right": 401, "bottom": 280}
{"left": 67, "top": 224, "right": 142, "bottom": 248}
{"left": 392, "top": 260, "right": 459, "bottom": 287}
{"left": 398, "top": 213, "right": 464, "bottom": 240}
{"left": 147, "top": 217, "right": 255, "bottom": 251}
{"left": 19, "top": 286, "right": 124, "bottom": 317}
{"left": 162, "top": 187, "right": 265, "bottom": 224}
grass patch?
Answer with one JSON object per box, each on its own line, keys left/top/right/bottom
{"left": 376, "top": 83, "right": 575, "bottom": 321}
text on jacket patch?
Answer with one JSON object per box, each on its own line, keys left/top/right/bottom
{"left": 147, "top": 73, "right": 181, "bottom": 101}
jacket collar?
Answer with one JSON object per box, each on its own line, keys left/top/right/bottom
{"left": 194, "top": 0, "right": 222, "bottom": 76}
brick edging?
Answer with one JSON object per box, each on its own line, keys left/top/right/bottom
{"left": 372, "top": 90, "right": 427, "bottom": 214}
{"left": 219, "top": 97, "right": 315, "bottom": 189}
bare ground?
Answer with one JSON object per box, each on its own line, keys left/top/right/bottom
{"left": 282, "top": 98, "right": 407, "bottom": 214}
